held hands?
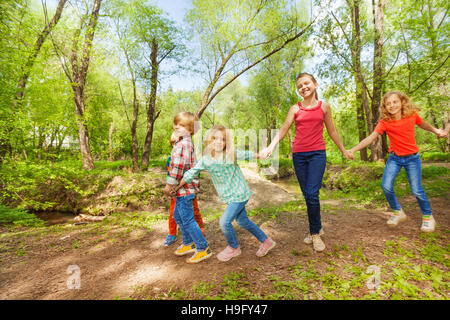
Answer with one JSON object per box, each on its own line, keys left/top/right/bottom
{"left": 435, "top": 128, "right": 448, "bottom": 138}
{"left": 163, "top": 184, "right": 176, "bottom": 198}
{"left": 258, "top": 146, "right": 274, "bottom": 160}
{"left": 343, "top": 149, "right": 354, "bottom": 160}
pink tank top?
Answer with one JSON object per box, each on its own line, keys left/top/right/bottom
{"left": 292, "top": 101, "right": 326, "bottom": 153}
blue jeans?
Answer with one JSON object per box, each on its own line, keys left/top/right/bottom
{"left": 219, "top": 200, "right": 268, "bottom": 249}
{"left": 173, "top": 194, "right": 209, "bottom": 251}
{"left": 381, "top": 153, "right": 432, "bottom": 216}
{"left": 293, "top": 150, "right": 327, "bottom": 235}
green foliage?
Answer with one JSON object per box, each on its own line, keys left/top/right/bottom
{"left": 0, "top": 205, "right": 45, "bottom": 227}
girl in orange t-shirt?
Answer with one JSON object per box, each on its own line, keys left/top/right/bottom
{"left": 348, "top": 91, "right": 447, "bottom": 233}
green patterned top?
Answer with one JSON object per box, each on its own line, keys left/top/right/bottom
{"left": 183, "top": 150, "right": 254, "bottom": 204}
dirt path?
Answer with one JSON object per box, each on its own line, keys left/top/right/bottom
{"left": 0, "top": 165, "right": 448, "bottom": 300}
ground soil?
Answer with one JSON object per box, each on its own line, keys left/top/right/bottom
{"left": 0, "top": 164, "right": 448, "bottom": 300}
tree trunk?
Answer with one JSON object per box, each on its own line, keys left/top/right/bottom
{"left": 108, "top": 122, "right": 114, "bottom": 161}
{"left": 0, "top": 0, "right": 67, "bottom": 162}
{"left": 350, "top": 0, "right": 368, "bottom": 161}
{"left": 73, "top": 88, "right": 94, "bottom": 170}
{"left": 370, "top": 0, "right": 385, "bottom": 161}
{"left": 140, "top": 39, "right": 159, "bottom": 171}
{"left": 15, "top": 0, "right": 67, "bottom": 105}
{"left": 67, "top": 0, "right": 102, "bottom": 170}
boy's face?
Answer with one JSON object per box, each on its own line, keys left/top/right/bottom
{"left": 173, "top": 123, "right": 191, "bottom": 138}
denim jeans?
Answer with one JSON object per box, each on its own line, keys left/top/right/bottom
{"left": 173, "top": 194, "right": 209, "bottom": 251}
{"left": 293, "top": 150, "right": 327, "bottom": 235}
{"left": 219, "top": 200, "right": 268, "bottom": 249}
{"left": 381, "top": 153, "right": 432, "bottom": 216}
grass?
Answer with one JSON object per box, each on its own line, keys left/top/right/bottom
{"left": 144, "top": 230, "right": 449, "bottom": 300}
{"left": 0, "top": 158, "right": 448, "bottom": 300}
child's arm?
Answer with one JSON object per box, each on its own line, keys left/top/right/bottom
{"left": 349, "top": 131, "right": 380, "bottom": 156}
{"left": 259, "top": 104, "right": 297, "bottom": 159}
{"left": 165, "top": 143, "right": 185, "bottom": 197}
{"left": 175, "top": 157, "right": 206, "bottom": 192}
{"left": 236, "top": 150, "right": 259, "bottom": 161}
{"left": 418, "top": 121, "right": 448, "bottom": 138}
{"left": 323, "top": 102, "right": 353, "bottom": 160}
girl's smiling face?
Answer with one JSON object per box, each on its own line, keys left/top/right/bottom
{"left": 296, "top": 76, "right": 318, "bottom": 98}
{"left": 385, "top": 94, "right": 403, "bottom": 119}
{"left": 211, "top": 131, "right": 226, "bottom": 153}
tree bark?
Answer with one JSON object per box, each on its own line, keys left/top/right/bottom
{"left": 108, "top": 122, "right": 114, "bottom": 161}
{"left": 350, "top": 0, "right": 368, "bottom": 161}
{"left": 140, "top": 39, "right": 160, "bottom": 171}
{"left": 370, "top": 0, "right": 385, "bottom": 161}
{"left": 67, "top": 0, "right": 102, "bottom": 170}
{"left": 15, "top": 0, "right": 67, "bottom": 105}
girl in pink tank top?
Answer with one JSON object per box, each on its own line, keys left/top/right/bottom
{"left": 260, "top": 73, "right": 351, "bottom": 252}
{"left": 293, "top": 100, "right": 326, "bottom": 153}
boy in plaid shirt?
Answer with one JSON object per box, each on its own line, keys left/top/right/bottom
{"left": 164, "top": 132, "right": 205, "bottom": 247}
{"left": 163, "top": 112, "right": 212, "bottom": 263}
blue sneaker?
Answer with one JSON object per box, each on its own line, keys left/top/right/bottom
{"left": 164, "top": 234, "right": 177, "bottom": 247}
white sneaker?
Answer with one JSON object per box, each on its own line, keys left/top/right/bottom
{"left": 421, "top": 215, "right": 436, "bottom": 233}
{"left": 387, "top": 209, "right": 407, "bottom": 227}
{"left": 311, "top": 234, "right": 325, "bottom": 252}
{"left": 304, "top": 229, "right": 324, "bottom": 244}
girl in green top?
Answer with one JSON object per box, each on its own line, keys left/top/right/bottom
{"left": 177, "top": 125, "right": 276, "bottom": 262}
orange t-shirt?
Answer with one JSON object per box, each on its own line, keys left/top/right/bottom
{"left": 374, "top": 113, "right": 423, "bottom": 156}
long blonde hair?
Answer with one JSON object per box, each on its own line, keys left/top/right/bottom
{"left": 379, "top": 91, "right": 420, "bottom": 121}
{"left": 203, "top": 125, "right": 236, "bottom": 162}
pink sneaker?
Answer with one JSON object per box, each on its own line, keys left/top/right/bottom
{"left": 217, "top": 246, "right": 241, "bottom": 262}
{"left": 256, "top": 238, "right": 276, "bottom": 257}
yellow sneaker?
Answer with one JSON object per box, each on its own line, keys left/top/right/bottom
{"left": 186, "top": 247, "right": 212, "bottom": 264}
{"left": 174, "top": 243, "right": 196, "bottom": 256}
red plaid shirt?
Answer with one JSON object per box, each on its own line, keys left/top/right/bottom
{"left": 166, "top": 136, "right": 200, "bottom": 197}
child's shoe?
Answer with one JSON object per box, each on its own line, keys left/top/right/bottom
{"left": 217, "top": 246, "right": 241, "bottom": 262}
{"left": 164, "top": 234, "right": 177, "bottom": 247}
{"left": 387, "top": 209, "right": 407, "bottom": 227}
{"left": 304, "top": 228, "right": 324, "bottom": 244}
{"left": 186, "top": 247, "right": 212, "bottom": 264}
{"left": 311, "top": 234, "right": 325, "bottom": 252}
{"left": 256, "top": 238, "right": 276, "bottom": 257}
{"left": 420, "top": 215, "right": 436, "bottom": 233}
{"left": 174, "top": 243, "right": 196, "bottom": 256}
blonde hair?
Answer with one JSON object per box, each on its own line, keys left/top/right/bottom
{"left": 296, "top": 72, "right": 319, "bottom": 99}
{"left": 379, "top": 91, "right": 420, "bottom": 121}
{"left": 203, "top": 125, "right": 236, "bottom": 162}
{"left": 173, "top": 111, "right": 199, "bottom": 135}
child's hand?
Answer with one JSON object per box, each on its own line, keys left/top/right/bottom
{"left": 163, "top": 184, "right": 175, "bottom": 197}
{"left": 436, "top": 128, "right": 448, "bottom": 138}
{"left": 342, "top": 149, "right": 354, "bottom": 160}
{"left": 258, "top": 147, "right": 272, "bottom": 160}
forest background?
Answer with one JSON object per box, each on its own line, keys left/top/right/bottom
{"left": 0, "top": 0, "right": 449, "bottom": 301}
{"left": 0, "top": 0, "right": 449, "bottom": 220}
